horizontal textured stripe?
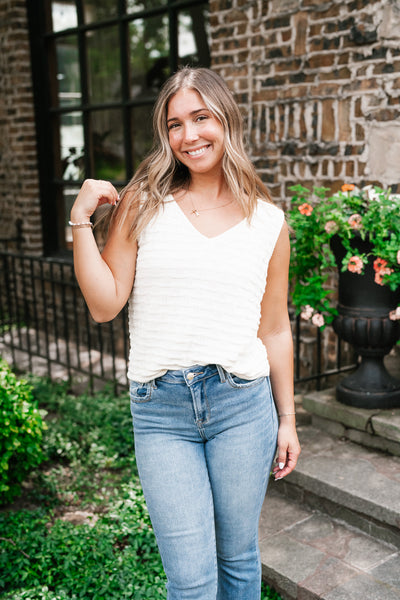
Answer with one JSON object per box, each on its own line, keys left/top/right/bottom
{"left": 128, "top": 196, "right": 284, "bottom": 382}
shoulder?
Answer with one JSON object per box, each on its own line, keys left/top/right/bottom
{"left": 253, "top": 199, "right": 285, "bottom": 228}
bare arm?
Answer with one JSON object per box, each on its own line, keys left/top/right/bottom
{"left": 258, "top": 220, "right": 301, "bottom": 480}
{"left": 70, "top": 179, "right": 137, "bottom": 323}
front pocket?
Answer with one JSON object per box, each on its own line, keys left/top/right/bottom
{"left": 225, "top": 372, "right": 266, "bottom": 389}
{"left": 129, "top": 380, "right": 152, "bottom": 403}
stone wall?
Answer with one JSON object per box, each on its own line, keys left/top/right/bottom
{"left": 2, "top": 0, "right": 400, "bottom": 253}
{"left": 0, "top": 0, "right": 42, "bottom": 253}
{"left": 210, "top": 0, "right": 400, "bottom": 205}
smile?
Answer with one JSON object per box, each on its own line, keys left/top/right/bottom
{"left": 186, "top": 145, "right": 210, "bottom": 156}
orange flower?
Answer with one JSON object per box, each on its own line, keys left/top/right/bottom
{"left": 348, "top": 214, "right": 362, "bottom": 230}
{"left": 373, "top": 258, "right": 387, "bottom": 272}
{"left": 341, "top": 183, "right": 355, "bottom": 192}
{"left": 347, "top": 256, "right": 363, "bottom": 274}
{"left": 375, "top": 267, "right": 392, "bottom": 286}
{"left": 298, "top": 203, "right": 313, "bottom": 216}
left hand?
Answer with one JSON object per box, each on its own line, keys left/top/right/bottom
{"left": 272, "top": 421, "right": 301, "bottom": 480}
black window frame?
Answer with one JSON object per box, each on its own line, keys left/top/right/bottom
{"left": 27, "top": 0, "right": 210, "bottom": 255}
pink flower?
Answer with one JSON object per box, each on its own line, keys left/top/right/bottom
{"left": 324, "top": 220, "right": 338, "bottom": 234}
{"left": 300, "top": 305, "right": 314, "bottom": 321}
{"left": 375, "top": 267, "right": 392, "bottom": 286}
{"left": 389, "top": 307, "right": 400, "bottom": 321}
{"left": 348, "top": 214, "right": 362, "bottom": 230}
{"left": 312, "top": 313, "right": 325, "bottom": 328}
{"left": 298, "top": 203, "right": 313, "bottom": 216}
{"left": 397, "top": 250, "right": 400, "bottom": 265}
{"left": 347, "top": 256, "right": 363, "bottom": 274}
{"left": 373, "top": 258, "right": 388, "bottom": 272}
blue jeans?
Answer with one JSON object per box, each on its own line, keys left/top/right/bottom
{"left": 130, "top": 364, "right": 278, "bottom": 600}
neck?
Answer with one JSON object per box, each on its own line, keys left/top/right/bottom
{"left": 188, "top": 172, "right": 227, "bottom": 199}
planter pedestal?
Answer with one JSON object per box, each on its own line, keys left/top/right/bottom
{"left": 331, "top": 235, "right": 400, "bottom": 409}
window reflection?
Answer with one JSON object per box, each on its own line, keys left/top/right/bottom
{"left": 126, "top": 0, "right": 167, "bottom": 15}
{"left": 131, "top": 105, "right": 154, "bottom": 170}
{"left": 82, "top": 0, "right": 117, "bottom": 23}
{"left": 129, "top": 16, "right": 170, "bottom": 99}
{"left": 51, "top": 0, "right": 77, "bottom": 32}
{"left": 64, "top": 186, "right": 81, "bottom": 248}
{"left": 60, "top": 112, "right": 85, "bottom": 181}
{"left": 178, "top": 6, "right": 210, "bottom": 66}
{"left": 86, "top": 26, "right": 121, "bottom": 103}
{"left": 90, "top": 110, "right": 125, "bottom": 180}
{"left": 55, "top": 35, "right": 81, "bottom": 107}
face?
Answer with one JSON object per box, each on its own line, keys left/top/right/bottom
{"left": 166, "top": 88, "right": 225, "bottom": 176}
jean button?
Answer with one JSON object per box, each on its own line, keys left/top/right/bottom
{"left": 187, "top": 372, "right": 195, "bottom": 380}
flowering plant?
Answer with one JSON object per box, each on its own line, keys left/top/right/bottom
{"left": 288, "top": 183, "right": 400, "bottom": 328}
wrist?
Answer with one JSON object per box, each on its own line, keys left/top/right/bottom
{"left": 70, "top": 206, "right": 91, "bottom": 223}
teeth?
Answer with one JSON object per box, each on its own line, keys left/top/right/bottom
{"left": 187, "top": 146, "right": 207, "bottom": 156}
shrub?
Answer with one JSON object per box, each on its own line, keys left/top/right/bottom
{"left": 0, "top": 481, "right": 167, "bottom": 599}
{"left": 0, "top": 359, "right": 47, "bottom": 504}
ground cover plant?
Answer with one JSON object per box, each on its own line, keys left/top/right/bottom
{"left": 0, "top": 368, "right": 282, "bottom": 599}
{"left": 0, "top": 359, "right": 46, "bottom": 504}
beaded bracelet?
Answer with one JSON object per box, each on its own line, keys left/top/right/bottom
{"left": 68, "top": 220, "right": 93, "bottom": 229}
{"left": 279, "top": 412, "right": 296, "bottom": 417}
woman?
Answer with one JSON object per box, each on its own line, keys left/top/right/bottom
{"left": 70, "top": 67, "right": 300, "bottom": 600}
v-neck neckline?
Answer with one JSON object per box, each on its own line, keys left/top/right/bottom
{"left": 168, "top": 194, "right": 246, "bottom": 240}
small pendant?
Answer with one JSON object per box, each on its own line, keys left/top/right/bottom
{"left": 191, "top": 209, "right": 200, "bottom": 217}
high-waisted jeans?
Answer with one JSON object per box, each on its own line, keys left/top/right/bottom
{"left": 130, "top": 364, "right": 278, "bottom": 600}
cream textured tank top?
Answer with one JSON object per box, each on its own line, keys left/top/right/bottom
{"left": 127, "top": 196, "right": 285, "bottom": 383}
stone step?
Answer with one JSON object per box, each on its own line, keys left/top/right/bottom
{"left": 275, "top": 425, "right": 400, "bottom": 550}
{"left": 303, "top": 387, "right": 400, "bottom": 457}
{"left": 259, "top": 489, "right": 400, "bottom": 600}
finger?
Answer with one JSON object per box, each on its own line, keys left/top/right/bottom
{"left": 275, "top": 449, "right": 288, "bottom": 471}
{"left": 91, "top": 180, "right": 119, "bottom": 206}
{"left": 274, "top": 453, "right": 299, "bottom": 480}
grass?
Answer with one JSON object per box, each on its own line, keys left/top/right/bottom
{"left": 0, "top": 374, "right": 282, "bottom": 599}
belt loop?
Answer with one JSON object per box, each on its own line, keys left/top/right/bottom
{"left": 150, "top": 378, "right": 157, "bottom": 389}
{"left": 216, "top": 364, "right": 226, "bottom": 383}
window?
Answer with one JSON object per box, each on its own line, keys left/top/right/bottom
{"left": 27, "top": 0, "right": 210, "bottom": 253}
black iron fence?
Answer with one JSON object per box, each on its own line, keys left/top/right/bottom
{"left": 0, "top": 250, "right": 129, "bottom": 393}
{"left": 0, "top": 249, "right": 355, "bottom": 394}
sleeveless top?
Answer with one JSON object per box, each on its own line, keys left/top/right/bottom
{"left": 127, "top": 195, "right": 285, "bottom": 383}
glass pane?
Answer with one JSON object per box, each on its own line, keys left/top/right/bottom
{"left": 60, "top": 112, "right": 85, "bottom": 181}
{"left": 90, "top": 110, "right": 125, "bottom": 180}
{"left": 178, "top": 5, "right": 210, "bottom": 67}
{"left": 126, "top": 0, "right": 167, "bottom": 15}
{"left": 55, "top": 35, "right": 81, "bottom": 107}
{"left": 82, "top": 0, "right": 117, "bottom": 23}
{"left": 64, "top": 186, "right": 81, "bottom": 248}
{"left": 86, "top": 26, "right": 121, "bottom": 103}
{"left": 131, "top": 105, "right": 153, "bottom": 170}
{"left": 129, "top": 16, "right": 170, "bottom": 99}
{"left": 51, "top": 0, "right": 78, "bottom": 32}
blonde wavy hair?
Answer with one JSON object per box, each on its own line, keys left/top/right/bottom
{"left": 110, "top": 67, "right": 272, "bottom": 239}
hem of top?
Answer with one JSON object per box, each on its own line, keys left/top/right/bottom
{"left": 127, "top": 365, "right": 270, "bottom": 384}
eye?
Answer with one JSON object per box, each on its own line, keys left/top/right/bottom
{"left": 167, "top": 122, "right": 180, "bottom": 131}
{"left": 195, "top": 114, "right": 208, "bottom": 122}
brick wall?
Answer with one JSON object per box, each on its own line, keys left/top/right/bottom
{"left": 1, "top": 1, "right": 400, "bottom": 252}
{"left": 210, "top": 0, "right": 400, "bottom": 206}
{"left": 0, "top": 0, "right": 42, "bottom": 253}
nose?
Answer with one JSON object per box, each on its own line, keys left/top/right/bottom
{"left": 183, "top": 122, "right": 199, "bottom": 143}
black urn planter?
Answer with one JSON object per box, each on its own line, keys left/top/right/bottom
{"left": 330, "top": 235, "right": 400, "bottom": 409}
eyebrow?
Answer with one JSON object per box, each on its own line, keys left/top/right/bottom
{"left": 166, "top": 108, "right": 210, "bottom": 124}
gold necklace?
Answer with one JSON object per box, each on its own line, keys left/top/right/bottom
{"left": 189, "top": 191, "right": 234, "bottom": 217}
